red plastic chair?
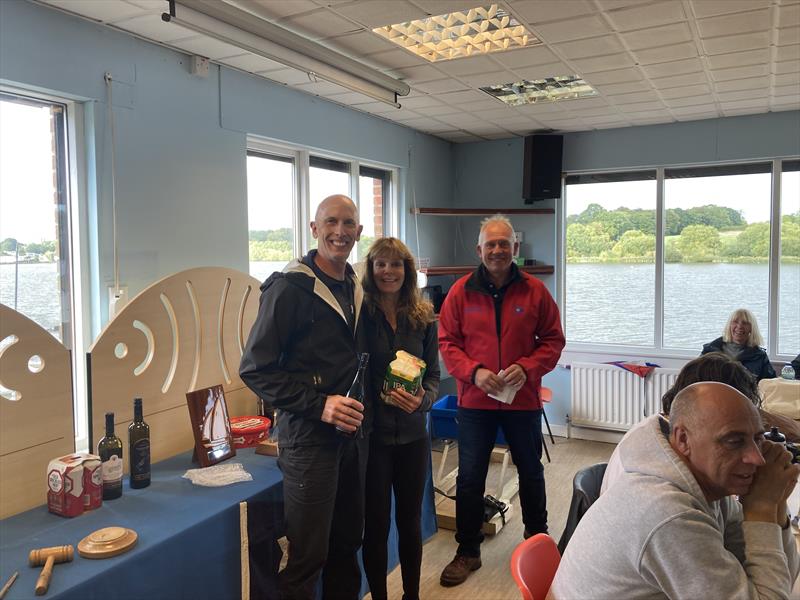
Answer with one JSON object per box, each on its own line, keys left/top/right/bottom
{"left": 510, "top": 533, "right": 561, "bottom": 600}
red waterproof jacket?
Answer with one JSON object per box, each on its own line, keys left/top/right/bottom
{"left": 438, "top": 266, "right": 565, "bottom": 411}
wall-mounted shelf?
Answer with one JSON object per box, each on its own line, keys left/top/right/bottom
{"left": 411, "top": 207, "right": 554, "bottom": 215}
{"left": 421, "top": 265, "right": 554, "bottom": 276}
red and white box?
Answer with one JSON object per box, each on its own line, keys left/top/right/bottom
{"left": 47, "top": 454, "right": 85, "bottom": 518}
{"left": 81, "top": 454, "right": 103, "bottom": 510}
{"left": 230, "top": 416, "right": 271, "bottom": 449}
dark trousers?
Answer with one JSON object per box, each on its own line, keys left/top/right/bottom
{"left": 454, "top": 407, "right": 547, "bottom": 557}
{"left": 363, "top": 437, "right": 428, "bottom": 600}
{"left": 277, "top": 438, "right": 368, "bottom": 600}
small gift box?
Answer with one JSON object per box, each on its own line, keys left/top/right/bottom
{"left": 230, "top": 416, "right": 271, "bottom": 449}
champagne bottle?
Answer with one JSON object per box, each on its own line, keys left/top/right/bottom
{"left": 128, "top": 398, "right": 151, "bottom": 489}
{"left": 98, "top": 412, "right": 123, "bottom": 500}
{"left": 337, "top": 353, "right": 369, "bottom": 438}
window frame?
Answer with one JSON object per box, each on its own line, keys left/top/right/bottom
{"left": 559, "top": 158, "right": 799, "bottom": 365}
{"left": 245, "top": 136, "right": 399, "bottom": 262}
{"left": 0, "top": 87, "right": 90, "bottom": 450}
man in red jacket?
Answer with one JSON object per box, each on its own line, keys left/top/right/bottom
{"left": 438, "top": 215, "right": 565, "bottom": 587}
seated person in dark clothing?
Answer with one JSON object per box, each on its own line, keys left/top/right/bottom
{"left": 701, "top": 308, "right": 776, "bottom": 382}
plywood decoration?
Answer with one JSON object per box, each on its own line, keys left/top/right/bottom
{"left": 0, "top": 303, "right": 75, "bottom": 518}
{"left": 88, "top": 267, "right": 262, "bottom": 465}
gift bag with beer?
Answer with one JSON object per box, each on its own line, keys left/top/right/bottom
{"left": 382, "top": 350, "right": 426, "bottom": 406}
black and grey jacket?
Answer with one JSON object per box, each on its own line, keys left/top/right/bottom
{"left": 239, "top": 253, "right": 368, "bottom": 448}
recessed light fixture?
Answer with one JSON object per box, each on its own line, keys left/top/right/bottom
{"left": 373, "top": 4, "right": 539, "bottom": 62}
{"left": 480, "top": 76, "right": 598, "bottom": 106}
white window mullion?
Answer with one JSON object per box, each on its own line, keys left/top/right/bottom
{"left": 768, "top": 159, "right": 782, "bottom": 357}
{"left": 297, "top": 150, "right": 310, "bottom": 254}
{"left": 655, "top": 167, "right": 665, "bottom": 351}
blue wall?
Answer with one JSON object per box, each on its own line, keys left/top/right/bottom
{"left": 0, "top": 0, "right": 453, "bottom": 336}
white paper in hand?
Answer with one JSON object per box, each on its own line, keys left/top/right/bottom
{"left": 489, "top": 369, "right": 522, "bottom": 405}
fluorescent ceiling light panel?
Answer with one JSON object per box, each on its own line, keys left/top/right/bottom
{"left": 163, "top": 0, "right": 409, "bottom": 106}
{"left": 480, "top": 76, "right": 598, "bottom": 106}
{"left": 373, "top": 4, "right": 539, "bottom": 62}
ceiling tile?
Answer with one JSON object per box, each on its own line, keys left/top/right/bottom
{"left": 458, "top": 98, "right": 512, "bottom": 112}
{"left": 43, "top": 0, "right": 146, "bottom": 22}
{"left": 705, "top": 48, "right": 771, "bottom": 69}
{"left": 581, "top": 68, "right": 643, "bottom": 85}
{"left": 581, "top": 114, "right": 631, "bottom": 126}
{"left": 514, "top": 101, "right": 568, "bottom": 114}
{"left": 435, "top": 56, "right": 503, "bottom": 77}
{"left": 778, "top": 3, "right": 800, "bottom": 27}
{"left": 669, "top": 104, "right": 718, "bottom": 115}
{"left": 606, "top": 1, "right": 687, "bottom": 31}
{"left": 663, "top": 94, "right": 713, "bottom": 107}
{"left": 714, "top": 76, "right": 770, "bottom": 93}
{"left": 434, "top": 89, "right": 492, "bottom": 105}
{"left": 219, "top": 53, "right": 286, "bottom": 73}
{"left": 243, "top": 0, "right": 319, "bottom": 19}
{"left": 778, "top": 26, "right": 800, "bottom": 45}
{"left": 491, "top": 46, "right": 561, "bottom": 69}
{"left": 126, "top": 0, "right": 174, "bottom": 9}
{"left": 690, "top": 0, "right": 771, "bottom": 19}
{"left": 775, "top": 60, "right": 800, "bottom": 74}
{"left": 596, "top": 80, "right": 651, "bottom": 95}
{"left": 416, "top": 103, "right": 466, "bottom": 116}
{"left": 413, "top": 79, "right": 471, "bottom": 94}
{"left": 595, "top": 0, "right": 653, "bottom": 9}
{"left": 562, "top": 96, "right": 615, "bottom": 109}
{"left": 776, "top": 44, "right": 800, "bottom": 61}
{"left": 531, "top": 15, "right": 612, "bottom": 43}
{"left": 114, "top": 12, "right": 195, "bottom": 41}
{"left": 720, "top": 99, "right": 770, "bottom": 113}
{"left": 352, "top": 101, "right": 399, "bottom": 114}
{"left": 608, "top": 97, "right": 665, "bottom": 110}
{"left": 293, "top": 78, "right": 354, "bottom": 96}
{"left": 333, "top": 1, "right": 428, "bottom": 27}
{"left": 480, "top": 107, "right": 525, "bottom": 121}
{"left": 651, "top": 71, "right": 709, "bottom": 89}
{"left": 510, "top": 0, "right": 597, "bottom": 23}
{"left": 703, "top": 31, "right": 771, "bottom": 55}
{"left": 659, "top": 83, "right": 712, "bottom": 98}
{"left": 399, "top": 94, "right": 449, "bottom": 109}
{"left": 623, "top": 108, "right": 672, "bottom": 119}
{"left": 397, "top": 117, "right": 454, "bottom": 131}
{"left": 641, "top": 57, "right": 704, "bottom": 78}
{"left": 554, "top": 36, "right": 625, "bottom": 59}
{"left": 571, "top": 53, "right": 637, "bottom": 73}
{"left": 711, "top": 64, "right": 770, "bottom": 82}
{"left": 716, "top": 88, "right": 767, "bottom": 102}
{"left": 634, "top": 42, "right": 698, "bottom": 65}
{"left": 364, "top": 48, "right": 428, "bottom": 70}
{"left": 674, "top": 111, "right": 720, "bottom": 121}
{"left": 512, "top": 61, "right": 578, "bottom": 80}
{"left": 457, "top": 70, "right": 520, "bottom": 87}
{"left": 325, "top": 90, "right": 383, "bottom": 105}
{"left": 566, "top": 104, "right": 617, "bottom": 117}
{"left": 773, "top": 83, "right": 800, "bottom": 97}
{"left": 322, "top": 31, "right": 397, "bottom": 55}
{"left": 619, "top": 22, "right": 693, "bottom": 50}
{"left": 395, "top": 64, "right": 446, "bottom": 83}
{"left": 281, "top": 9, "right": 361, "bottom": 40}
{"left": 775, "top": 71, "right": 800, "bottom": 86}
{"left": 772, "top": 97, "right": 800, "bottom": 110}
{"left": 696, "top": 9, "right": 771, "bottom": 38}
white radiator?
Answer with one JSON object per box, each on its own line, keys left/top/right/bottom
{"left": 570, "top": 362, "right": 680, "bottom": 432}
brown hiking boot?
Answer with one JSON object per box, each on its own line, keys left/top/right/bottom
{"left": 440, "top": 554, "right": 482, "bottom": 587}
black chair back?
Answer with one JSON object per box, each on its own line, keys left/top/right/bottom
{"left": 557, "top": 462, "right": 607, "bottom": 554}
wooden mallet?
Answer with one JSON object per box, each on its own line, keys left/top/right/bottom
{"left": 28, "top": 545, "right": 73, "bottom": 596}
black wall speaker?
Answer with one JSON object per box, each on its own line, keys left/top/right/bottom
{"left": 522, "top": 134, "right": 563, "bottom": 202}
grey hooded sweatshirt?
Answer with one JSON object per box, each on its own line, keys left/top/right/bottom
{"left": 550, "top": 415, "right": 799, "bottom": 600}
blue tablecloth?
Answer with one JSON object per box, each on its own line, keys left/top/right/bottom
{"left": 0, "top": 449, "right": 283, "bottom": 600}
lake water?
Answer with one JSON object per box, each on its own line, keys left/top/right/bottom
{"left": 3, "top": 261, "right": 798, "bottom": 356}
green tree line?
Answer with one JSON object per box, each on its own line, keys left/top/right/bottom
{"left": 566, "top": 205, "right": 800, "bottom": 263}
{"left": 249, "top": 229, "right": 376, "bottom": 262}
{"left": 0, "top": 238, "right": 57, "bottom": 260}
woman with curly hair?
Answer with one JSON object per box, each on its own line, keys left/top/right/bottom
{"left": 361, "top": 237, "right": 440, "bottom": 600}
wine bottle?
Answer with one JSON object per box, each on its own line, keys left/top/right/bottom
{"left": 337, "top": 353, "right": 369, "bottom": 438}
{"left": 98, "top": 412, "right": 123, "bottom": 500}
{"left": 128, "top": 398, "right": 151, "bottom": 489}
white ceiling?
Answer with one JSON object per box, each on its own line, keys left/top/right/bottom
{"left": 37, "top": 0, "right": 800, "bottom": 143}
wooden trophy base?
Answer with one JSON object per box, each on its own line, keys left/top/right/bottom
{"left": 255, "top": 440, "right": 279, "bottom": 456}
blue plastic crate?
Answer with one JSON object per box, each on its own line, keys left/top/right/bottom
{"left": 431, "top": 395, "right": 507, "bottom": 444}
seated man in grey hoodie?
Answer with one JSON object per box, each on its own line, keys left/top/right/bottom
{"left": 551, "top": 381, "right": 800, "bottom": 600}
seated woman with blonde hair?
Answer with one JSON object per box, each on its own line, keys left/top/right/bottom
{"left": 701, "top": 308, "right": 776, "bottom": 382}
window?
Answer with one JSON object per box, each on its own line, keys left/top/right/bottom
{"left": 563, "top": 161, "right": 799, "bottom": 360}
{"left": 246, "top": 138, "right": 397, "bottom": 278}
{"left": 564, "top": 171, "right": 656, "bottom": 346}
{"left": 358, "top": 166, "right": 390, "bottom": 260}
{"left": 663, "top": 164, "right": 772, "bottom": 351}
{"left": 246, "top": 151, "right": 295, "bottom": 282}
{"left": 779, "top": 160, "right": 800, "bottom": 356}
{"left": 0, "top": 91, "right": 85, "bottom": 440}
